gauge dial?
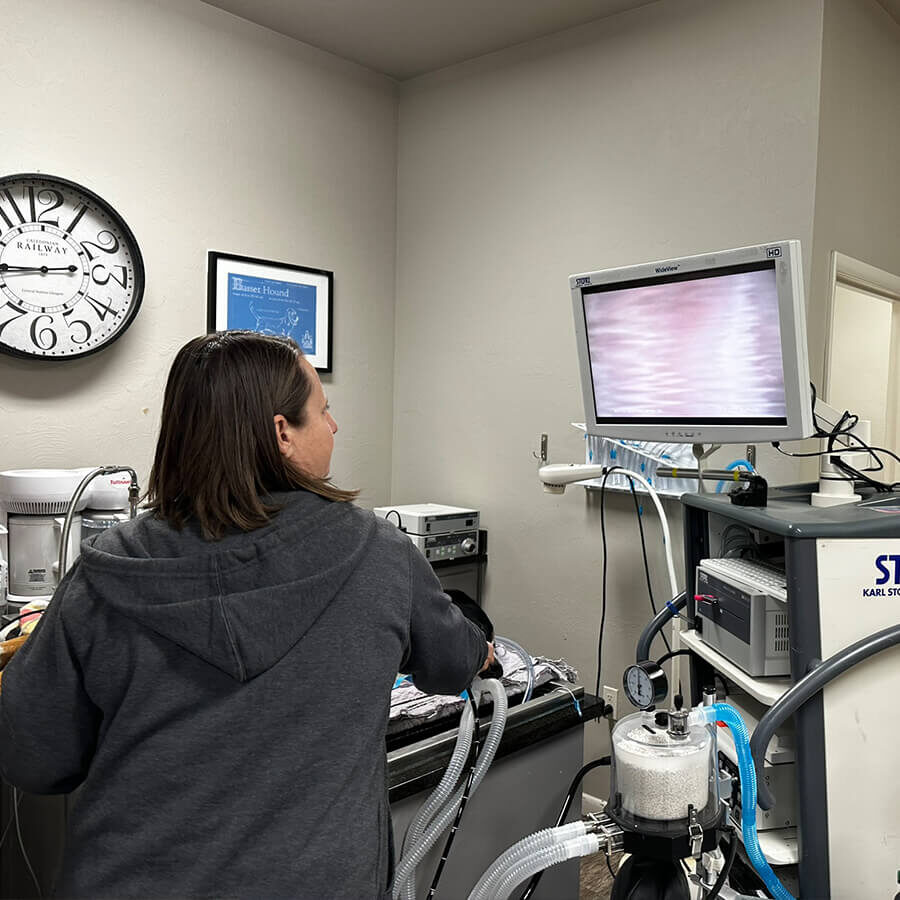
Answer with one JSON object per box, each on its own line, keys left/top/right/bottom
{"left": 623, "top": 661, "right": 668, "bottom": 710}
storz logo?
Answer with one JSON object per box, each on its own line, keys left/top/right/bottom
{"left": 864, "top": 554, "right": 900, "bottom": 596}
{"left": 655, "top": 265, "right": 679, "bottom": 273}
{"left": 575, "top": 276, "right": 591, "bottom": 287}
{"left": 766, "top": 247, "right": 782, "bottom": 258}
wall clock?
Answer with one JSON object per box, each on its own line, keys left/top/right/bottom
{"left": 0, "top": 173, "right": 144, "bottom": 360}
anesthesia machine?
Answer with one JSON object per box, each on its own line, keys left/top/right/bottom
{"left": 521, "top": 239, "right": 900, "bottom": 900}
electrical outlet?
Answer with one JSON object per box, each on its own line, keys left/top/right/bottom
{"left": 602, "top": 685, "right": 619, "bottom": 719}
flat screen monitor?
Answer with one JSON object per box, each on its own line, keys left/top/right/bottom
{"left": 570, "top": 240, "right": 813, "bottom": 444}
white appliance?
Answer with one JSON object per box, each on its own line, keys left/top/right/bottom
{"left": 0, "top": 469, "right": 90, "bottom": 606}
{"left": 0, "top": 468, "right": 131, "bottom": 608}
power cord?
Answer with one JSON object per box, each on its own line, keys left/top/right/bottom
{"left": 13, "top": 789, "right": 42, "bottom": 898}
{"left": 594, "top": 467, "right": 618, "bottom": 715}
{"left": 703, "top": 826, "right": 738, "bottom": 900}
{"left": 831, "top": 457, "right": 896, "bottom": 493}
{"left": 772, "top": 382, "right": 900, "bottom": 492}
{"left": 625, "top": 477, "right": 670, "bottom": 654}
{"left": 605, "top": 852, "right": 616, "bottom": 879}
{"left": 0, "top": 787, "right": 23, "bottom": 851}
{"left": 383, "top": 509, "right": 405, "bottom": 529}
{"left": 517, "top": 757, "right": 611, "bottom": 900}
{"left": 655, "top": 648, "right": 692, "bottom": 667}
{"left": 0, "top": 610, "right": 46, "bottom": 641}
{"left": 720, "top": 524, "right": 759, "bottom": 559}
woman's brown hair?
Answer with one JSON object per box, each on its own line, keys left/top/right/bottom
{"left": 147, "top": 331, "right": 357, "bottom": 539}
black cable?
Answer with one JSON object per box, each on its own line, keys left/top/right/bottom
{"left": 605, "top": 852, "right": 616, "bottom": 879}
{"left": 426, "top": 691, "right": 481, "bottom": 898}
{"left": 555, "top": 757, "right": 610, "bottom": 829}
{"left": 655, "top": 648, "right": 692, "bottom": 667}
{"left": 13, "top": 789, "right": 41, "bottom": 898}
{"left": 517, "top": 757, "right": 611, "bottom": 900}
{"left": 809, "top": 381, "right": 859, "bottom": 442}
{"left": 831, "top": 457, "right": 893, "bottom": 493}
{"left": 0, "top": 788, "right": 22, "bottom": 851}
{"left": 774, "top": 382, "right": 900, "bottom": 493}
{"left": 704, "top": 826, "right": 738, "bottom": 899}
{"left": 773, "top": 441, "right": 885, "bottom": 472}
{"left": 1, "top": 611, "right": 41, "bottom": 635}
{"left": 799, "top": 382, "right": 897, "bottom": 466}
{"left": 384, "top": 509, "right": 403, "bottom": 527}
{"left": 626, "top": 477, "right": 670, "bottom": 654}
{"left": 774, "top": 440, "right": 896, "bottom": 490}
{"left": 595, "top": 467, "right": 618, "bottom": 712}
{"left": 772, "top": 443, "right": 838, "bottom": 458}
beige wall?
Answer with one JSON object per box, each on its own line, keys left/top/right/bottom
{"left": 393, "top": 0, "right": 824, "bottom": 796}
{"left": 809, "top": 0, "right": 900, "bottom": 387}
{"left": 0, "top": 0, "right": 399, "bottom": 506}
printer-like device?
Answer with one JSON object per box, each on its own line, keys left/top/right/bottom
{"left": 373, "top": 503, "right": 480, "bottom": 562}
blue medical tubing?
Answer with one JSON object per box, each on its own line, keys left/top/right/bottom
{"left": 701, "top": 703, "right": 795, "bottom": 900}
{"left": 716, "top": 460, "right": 755, "bottom": 494}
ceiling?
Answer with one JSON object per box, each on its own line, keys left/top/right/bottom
{"left": 204, "top": 0, "right": 900, "bottom": 81}
{"left": 202, "top": 0, "right": 657, "bottom": 80}
{"left": 881, "top": 0, "right": 900, "bottom": 23}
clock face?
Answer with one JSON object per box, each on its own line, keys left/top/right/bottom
{"left": 0, "top": 173, "right": 144, "bottom": 360}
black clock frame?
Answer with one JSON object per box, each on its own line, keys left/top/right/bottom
{"left": 0, "top": 172, "right": 145, "bottom": 362}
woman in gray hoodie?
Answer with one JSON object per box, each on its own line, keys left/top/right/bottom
{"left": 0, "top": 331, "right": 490, "bottom": 899}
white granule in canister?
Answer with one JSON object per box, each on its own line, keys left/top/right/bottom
{"left": 615, "top": 726, "right": 709, "bottom": 821}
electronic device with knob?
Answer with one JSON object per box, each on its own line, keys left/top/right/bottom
{"left": 374, "top": 503, "right": 480, "bottom": 562}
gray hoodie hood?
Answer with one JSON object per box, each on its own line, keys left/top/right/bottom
{"left": 78, "top": 491, "right": 375, "bottom": 682}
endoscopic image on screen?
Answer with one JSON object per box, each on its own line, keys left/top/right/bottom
{"left": 584, "top": 267, "right": 787, "bottom": 422}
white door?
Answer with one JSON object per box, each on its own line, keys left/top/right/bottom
{"left": 824, "top": 253, "right": 900, "bottom": 483}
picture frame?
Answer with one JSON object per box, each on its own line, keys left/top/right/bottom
{"left": 207, "top": 251, "right": 333, "bottom": 373}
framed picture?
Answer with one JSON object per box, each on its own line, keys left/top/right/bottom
{"left": 207, "top": 251, "right": 333, "bottom": 372}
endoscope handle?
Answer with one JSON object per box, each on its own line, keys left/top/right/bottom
{"left": 481, "top": 660, "right": 504, "bottom": 680}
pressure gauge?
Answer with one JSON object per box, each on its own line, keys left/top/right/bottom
{"left": 623, "top": 661, "right": 668, "bottom": 710}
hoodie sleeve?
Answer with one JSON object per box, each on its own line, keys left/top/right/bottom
{"left": 400, "top": 541, "right": 487, "bottom": 695}
{"left": 0, "top": 568, "right": 101, "bottom": 794}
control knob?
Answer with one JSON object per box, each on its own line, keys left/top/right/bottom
{"left": 460, "top": 537, "right": 477, "bottom": 554}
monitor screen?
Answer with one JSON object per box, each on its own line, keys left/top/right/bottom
{"left": 582, "top": 261, "right": 786, "bottom": 426}
{"left": 570, "top": 240, "right": 813, "bottom": 444}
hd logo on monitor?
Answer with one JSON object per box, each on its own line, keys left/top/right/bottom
{"left": 863, "top": 554, "right": 900, "bottom": 596}
{"left": 766, "top": 247, "right": 782, "bottom": 258}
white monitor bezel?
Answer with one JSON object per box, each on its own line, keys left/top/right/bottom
{"left": 569, "top": 240, "right": 813, "bottom": 444}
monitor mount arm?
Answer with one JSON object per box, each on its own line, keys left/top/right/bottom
{"left": 810, "top": 396, "right": 874, "bottom": 508}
